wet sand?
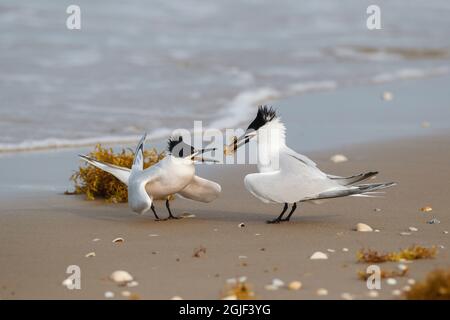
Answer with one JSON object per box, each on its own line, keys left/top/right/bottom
{"left": 0, "top": 133, "right": 449, "bottom": 299}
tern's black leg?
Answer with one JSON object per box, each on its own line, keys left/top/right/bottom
{"left": 165, "top": 199, "right": 180, "bottom": 219}
{"left": 151, "top": 204, "right": 161, "bottom": 221}
{"left": 267, "top": 203, "right": 289, "bottom": 224}
{"left": 282, "top": 202, "right": 297, "bottom": 222}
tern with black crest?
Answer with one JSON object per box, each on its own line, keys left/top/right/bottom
{"left": 79, "top": 133, "right": 221, "bottom": 220}
{"left": 227, "top": 106, "right": 396, "bottom": 223}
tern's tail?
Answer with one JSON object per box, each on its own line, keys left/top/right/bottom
{"left": 78, "top": 155, "right": 131, "bottom": 186}
{"left": 313, "top": 182, "right": 396, "bottom": 201}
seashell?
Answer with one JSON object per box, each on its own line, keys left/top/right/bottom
{"left": 288, "top": 281, "right": 302, "bottom": 291}
{"left": 238, "top": 223, "right": 245, "bottom": 228}
{"left": 407, "top": 279, "right": 416, "bottom": 285}
{"left": 386, "top": 278, "right": 397, "bottom": 286}
{"left": 444, "top": 231, "right": 449, "bottom": 234}
{"left": 427, "top": 218, "right": 440, "bottom": 224}
{"left": 355, "top": 223, "right": 373, "bottom": 232}
{"left": 264, "top": 284, "right": 278, "bottom": 291}
{"left": 397, "top": 264, "right": 408, "bottom": 271}
{"left": 342, "top": 248, "right": 349, "bottom": 252}
{"left": 104, "top": 291, "right": 114, "bottom": 299}
{"left": 62, "top": 278, "right": 72, "bottom": 287}
{"left": 272, "top": 278, "right": 285, "bottom": 288}
{"left": 223, "top": 295, "right": 237, "bottom": 300}
{"left": 330, "top": 154, "right": 348, "bottom": 163}
{"left": 391, "top": 289, "right": 401, "bottom": 296}
{"left": 341, "top": 293, "right": 353, "bottom": 300}
{"left": 420, "top": 206, "right": 432, "bottom": 212}
{"left": 382, "top": 91, "right": 393, "bottom": 101}
{"left": 327, "top": 249, "right": 335, "bottom": 253}
{"left": 374, "top": 229, "right": 380, "bottom": 233}
{"left": 112, "top": 237, "right": 124, "bottom": 243}
{"left": 409, "top": 227, "right": 418, "bottom": 232}
{"left": 316, "top": 288, "right": 328, "bottom": 296}
{"left": 121, "top": 291, "right": 131, "bottom": 297}
{"left": 92, "top": 238, "right": 100, "bottom": 242}
{"left": 171, "top": 296, "right": 183, "bottom": 300}
{"left": 310, "top": 251, "right": 328, "bottom": 260}
{"left": 110, "top": 270, "right": 133, "bottom": 284}
{"left": 127, "top": 281, "right": 139, "bottom": 287}
{"left": 85, "top": 252, "right": 96, "bottom": 258}
{"left": 374, "top": 208, "right": 382, "bottom": 212}
{"left": 367, "top": 290, "right": 379, "bottom": 298}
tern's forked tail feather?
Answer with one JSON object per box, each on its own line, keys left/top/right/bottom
{"left": 311, "top": 182, "right": 397, "bottom": 201}
{"left": 78, "top": 155, "right": 131, "bottom": 186}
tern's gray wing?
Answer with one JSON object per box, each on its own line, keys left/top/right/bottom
{"left": 177, "top": 176, "right": 221, "bottom": 203}
{"left": 245, "top": 151, "right": 342, "bottom": 203}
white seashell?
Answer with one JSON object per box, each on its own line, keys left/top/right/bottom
{"left": 112, "top": 237, "right": 124, "bottom": 243}
{"left": 330, "top": 154, "right": 348, "bottom": 163}
{"left": 367, "top": 290, "right": 379, "bottom": 298}
{"left": 121, "top": 291, "right": 131, "bottom": 297}
{"left": 356, "top": 223, "right": 373, "bottom": 232}
{"left": 180, "top": 212, "right": 196, "bottom": 218}
{"left": 386, "top": 278, "right": 397, "bottom": 286}
{"left": 110, "top": 270, "right": 133, "bottom": 284}
{"left": 104, "top": 291, "right": 114, "bottom": 299}
{"left": 288, "top": 281, "right": 302, "bottom": 291}
{"left": 444, "top": 231, "right": 449, "bottom": 234}
{"left": 408, "top": 227, "right": 418, "bottom": 232}
{"left": 373, "top": 208, "right": 382, "bottom": 212}
{"left": 382, "top": 91, "right": 393, "bottom": 101}
{"left": 171, "top": 296, "right": 183, "bottom": 300}
{"left": 327, "top": 249, "right": 335, "bottom": 253}
{"left": 342, "top": 248, "right": 349, "bottom": 252}
{"left": 265, "top": 284, "right": 279, "bottom": 291}
{"left": 62, "top": 278, "right": 72, "bottom": 287}
{"left": 341, "top": 293, "right": 353, "bottom": 300}
{"left": 374, "top": 229, "right": 380, "bottom": 233}
{"left": 127, "top": 281, "right": 139, "bottom": 287}
{"left": 392, "top": 289, "right": 402, "bottom": 296}
{"left": 397, "top": 264, "right": 408, "bottom": 271}
{"left": 238, "top": 276, "right": 248, "bottom": 283}
{"left": 92, "top": 238, "right": 100, "bottom": 242}
{"left": 310, "top": 251, "right": 328, "bottom": 260}
{"left": 272, "top": 278, "right": 285, "bottom": 288}
{"left": 255, "top": 233, "right": 261, "bottom": 236}
{"left": 85, "top": 252, "right": 96, "bottom": 258}
{"left": 316, "top": 288, "right": 328, "bottom": 296}
{"left": 407, "top": 279, "right": 416, "bottom": 285}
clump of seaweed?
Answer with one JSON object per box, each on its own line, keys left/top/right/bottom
{"left": 67, "top": 144, "right": 168, "bottom": 203}
{"left": 405, "top": 269, "right": 450, "bottom": 300}
{"left": 222, "top": 278, "right": 255, "bottom": 300}
{"left": 357, "top": 245, "right": 437, "bottom": 263}
{"left": 357, "top": 267, "right": 408, "bottom": 281}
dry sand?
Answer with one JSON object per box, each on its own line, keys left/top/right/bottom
{"left": 0, "top": 133, "right": 449, "bottom": 299}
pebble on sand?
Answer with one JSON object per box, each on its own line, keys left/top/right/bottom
{"left": 330, "top": 154, "right": 348, "bottom": 163}
{"left": 104, "top": 291, "right": 114, "bottom": 299}
{"left": 420, "top": 206, "right": 433, "bottom": 212}
{"left": 110, "top": 270, "right": 133, "bottom": 284}
{"left": 382, "top": 91, "right": 394, "bottom": 101}
{"left": 288, "top": 281, "right": 302, "bottom": 291}
{"left": 85, "top": 252, "right": 96, "bottom": 258}
{"left": 310, "top": 251, "right": 328, "bottom": 260}
{"left": 112, "top": 237, "right": 124, "bottom": 243}
{"left": 355, "top": 223, "right": 373, "bottom": 232}
{"left": 316, "top": 288, "right": 328, "bottom": 296}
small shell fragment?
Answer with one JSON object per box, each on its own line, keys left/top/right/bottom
{"left": 386, "top": 278, "right": 397, "bottom": 286}
{"left": 121, "top": 291, "right": 131, "bottom": 297}
{"left": 171, "top": 296, "right": 183, "bottom": 300}
{"left": 400, "top": 232, "right": 412, "bottom": 236}
{"left": 112, "top": 237, "right": 124, "bottom": 243}
{"left": 265, "top": 284, "right": 279, "bottom": 291}
{"left": 327, "top": 249, "right": 336, "bottom": 253}
{"left": 330, "top": 154, "right": 348, "bottom": 163}
{"left": 374, "top": 208, "right": 382, "bottom": 212}
{"left": 92, "top": 238, "right": 101, "bottom": 242}
{"left": 104, "top": 291, "right": 114, "bottom": 299}
{"left": 443, "top": 231, "right": 449, "bottom": 234}
{"left": 85, "top": 252, "right": 96, "bottom": 258}
{"left": 408, "top": 227, "right": 418, "bottom": 232}
{"left": 310, "top": 251, "right": 328, "bottom": 260}
{"left": 316, "top": 288, "right": 328, "bottom": 296}
{"left": 272, "top": 278, "right": 285, "bottom": 288}
{"left": 180, "top": 212, "right": 196, "bottom": 218}
{"left": 288, "top": 281, "right": 302, "bottom": 291}
{"left": 110, "top": 270, "right": 133, "bottom": 284}
{"left": 127, "top": 281, "right": 139, "bottom": 287}
{"left": 342, "top": 248, "right": 349, "bottom": 252}
{"left": 356, "top": 223, "right": 373, "bottom": 232}
{"left": 397, "top": 264, "right": 408, "bottom": 271}
{"left": 420, "top": 206, "right": 433, "bottom": 212}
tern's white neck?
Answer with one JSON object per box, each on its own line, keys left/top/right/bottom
{"left": 256, "top": 118, "right": 286, "bottom": 172}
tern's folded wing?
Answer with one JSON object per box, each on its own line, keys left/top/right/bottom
{"left": 177, "top": 176, "right": 221, "bottom": 203}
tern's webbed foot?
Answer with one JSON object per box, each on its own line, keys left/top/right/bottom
{"left": 266, "top": 218, "right": 282, "bottom": 224}
{"left": 167, "top": 215, "right": 181, "bottom": 220}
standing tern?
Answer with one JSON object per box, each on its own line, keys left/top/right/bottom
{"left": 79, "top": 133, "right": 221, "bottom": 220}
{"left": 226, "top": 106, "right": 396, "bottom": 223}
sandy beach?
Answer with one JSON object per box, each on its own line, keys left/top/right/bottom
{"left": 1, "top": 89, "right": 449, "bottom": 299}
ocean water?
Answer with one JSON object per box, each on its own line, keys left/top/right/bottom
{"left": 1, "top": 0, "right": 450, "bottom": 152}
